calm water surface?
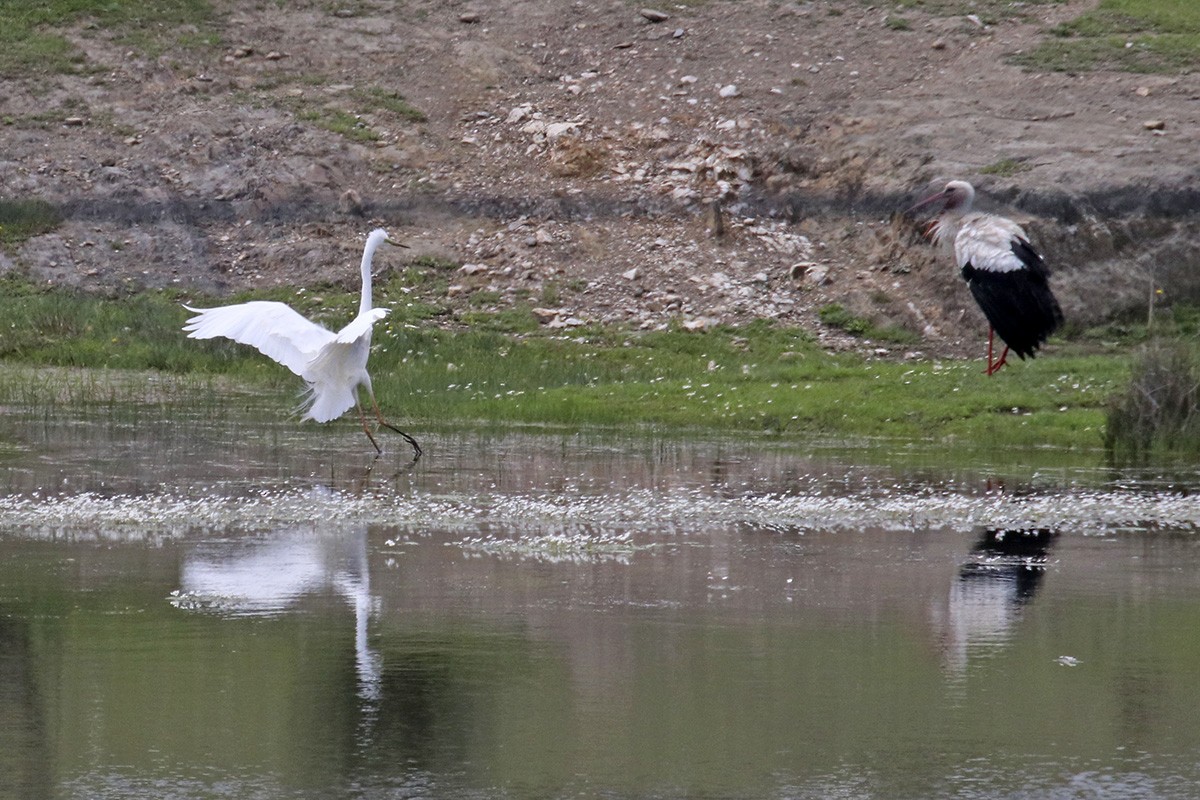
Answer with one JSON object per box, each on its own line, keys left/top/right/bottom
{"left": 2, "top": 403, "right": 1200, "bottom": 799}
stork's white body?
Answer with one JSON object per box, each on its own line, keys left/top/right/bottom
{"left": 911, "top": 181, "right": 1063, "bottom": 374}
{"left": 933, "top": 212, "right": 1033, "bottom": 275}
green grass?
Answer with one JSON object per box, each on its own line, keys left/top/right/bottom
{"left": 980, "top": 158, "right": 1032, "bottom": 177}
{"left": 1013, "top": 0, "right": 1200, "bottom": 73}
{"left": 277, "top": 85, "right": 425, "bottom": 144}
{"left": 818, "top": 303, "right": 921, "bottom": 345}
{"left": 0, "top": 199, "right": 62, "bottom": 248}
{"left": 293, "top": 105, "right": 380, "bottom": 143}
{"left": 0, "top": 276, "right": 1128, "bottom": 453}
{"left": 355, "top": 87, "right": 426, "bottom": 122}
{"left": 0, "top": 0, "right": 218, "bottom": 77}
{"left": 886, "top": 0, "right": 1064, "bottom": 24}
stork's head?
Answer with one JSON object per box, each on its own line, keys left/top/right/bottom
{"left": 907, "top": 180, "right": 976, "bottom": 215}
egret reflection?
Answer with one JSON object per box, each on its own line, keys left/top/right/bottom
{"left": 172, "top": 524, "right": 381, "bottom": 701}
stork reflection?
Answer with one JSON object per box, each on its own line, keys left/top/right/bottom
{"left": 942, "top": 527, "right": 1058, "bottom": 675}
{"left": 171, "top": 524, "right": 381, "bottom": 701}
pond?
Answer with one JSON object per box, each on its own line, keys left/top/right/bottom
{"left": 2, "top": 398, "right": 1200, "bottom": 799}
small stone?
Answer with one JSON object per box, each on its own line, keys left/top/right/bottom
{"left": 792, "top": 262, "right": 829, "bottom": 285}
{"left": 535, "top": 228, "right": 555, "bottom": 245}
{"left": 718, "top": 84, "right": 740, "bottom": 98}
{"left": 63, "top": 116, "right": 85, "bottom": 126}
{"left": 672, "top": 28, "right": 685, "bottom": 39}
{"left": 532, "top": 307, "right": 562, "bottom": 323}
{"left": 265, "top": 51, "right": 285, "bottom": 60}
{"left": 1135, "top": 86, "right": 1151, "bottom": 97}
{"left": 544, "top": 121, "right": 582, "bottom": 139}
{"left": 682, "top": 317, "right": 718, "bottom": 332}
{"left": 459, "top": 11, "right": 480, "bottom": 23}
{"left": 622, "top": 267, "right": 640, "bottom": 281}
{"left": 640, "top": 8, "right": 670, "bottom": 23}
{"left": 965, "top": 13, "right": 985, "bottom": 28}
{"left": 1143, "top": 119, "right": 1165, "bottom": 130}
{"left": 338, "top": 188, "right": 364, "bottom": 215}
{"left": 931, "top": 39, "right": 947, "bottom": 50}
{"left": 232, "top": 46, "right": 253, "bottom": 58}
{"left": 506, "top": 104, "right": 533, "bottom": 124}
{"left": 460, "top": 263, "right": 488, "bottom": 275}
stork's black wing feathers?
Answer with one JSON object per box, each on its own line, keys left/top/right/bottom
{"left": 961, "top": 238, "right": 1064, "bottom": 360}
{"left": 1010, "top": 236, "right": 1051, "bottom": 280}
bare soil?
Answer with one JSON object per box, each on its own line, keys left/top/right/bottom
{"left": 2, "top": 0, "right": 1198, "bottom": 357}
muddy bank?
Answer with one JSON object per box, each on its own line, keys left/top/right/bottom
{"left": 2, "top": 0, "right": 1198, "bottom": 352}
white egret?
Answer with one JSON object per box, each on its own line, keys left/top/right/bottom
{"left": 183, "top": 228, "right": 421, "bottom": 458}
{"left": 909, "top": 180, "right": 1063, "bottom": 376}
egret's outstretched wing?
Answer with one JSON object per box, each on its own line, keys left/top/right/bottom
{"left": 183, "top": 301, "right": 335, "bottom": 377}
{"left": 334, "top": 308, "right": 389, "bottom": 344}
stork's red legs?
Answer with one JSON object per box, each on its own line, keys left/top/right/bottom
{"left": 984, "top": 328, "right": 1010, "bottom": 376}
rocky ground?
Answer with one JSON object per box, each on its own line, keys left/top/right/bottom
{"left": 1, "top": 0, "right": 1198, "bottom": 358}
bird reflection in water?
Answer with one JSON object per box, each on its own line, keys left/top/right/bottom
{"left": 940, "top": 527, "right": 1059, "bottom": 677}
{"left": 170, "top": 524, "right": 381, "bottom": 702}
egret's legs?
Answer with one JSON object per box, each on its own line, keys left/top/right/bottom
{"left": 356, "top": 402, "right": 384, "bottom": 454}
{"left": 359, "top": 388, "right": 422, "bottom": 460}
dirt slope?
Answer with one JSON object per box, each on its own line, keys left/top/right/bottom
{"left": 2, "top": 0, "right": 1198, "bottom": 356}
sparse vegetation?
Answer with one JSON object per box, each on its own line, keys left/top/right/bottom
{"left": 981, "top": 158, "right": 1032, "bottom": 177}
{"left": 0, "top": 0, "right": 218, "bottom": 76}
{"left": 1105, "top": 341, "right": 1200, "bottom": 461}
{"left": 819, "top": 304, "right": 870, "bottom": 335}
{"left": 1013, "top": 0, "right": 1200, "bottom": 73}
{"left": 355, "top": 87, "right": 427, "bottom": 122}
{"left": 0, "top": 199, "right": 62, "bottom": 249}
{"left": 818, "top": 303, "right": 920, "bottom": 344}
{"left": 292, "top": 104, "right": 381, "bottom": 142}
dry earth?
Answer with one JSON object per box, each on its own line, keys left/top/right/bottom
{"left": 2, "top": 0, "right": 1199, "bottom": 357}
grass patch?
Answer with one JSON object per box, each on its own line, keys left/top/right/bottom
{"left": 293, "top": 105, "right": 381, "bottom": 143}
{"left": 276, "top": 85, "right": 425, "bottom": 144}
{"left": 0, "top": 0, "right": 218, "bottom": 77}
{"left": 355, "top": 87, "right": 427, "bottom": 122}
{"left": 1013, "top": 0, "right": 1200, "bottom": 73}
{"left": 0, "top": 275, "right": 1120, "bottom": 452}
{"left": 886, "top": 0, "right": 1063, "bottom": 23}
{"left": 818, "top": 303, "right": 920, "bottom": 345}
{"left": 980, "top": 158, "right": 1032, "bottom": 177}
{"left": 0, "top": 199, "right": 62, "bottom": 248}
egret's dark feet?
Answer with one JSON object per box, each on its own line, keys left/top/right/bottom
{"left": 378, "top": 421, "right": 422, "bottom": 460}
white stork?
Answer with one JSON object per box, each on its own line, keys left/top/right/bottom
{"left": 909, "top": 180, "right": 1064, "bottom": 375}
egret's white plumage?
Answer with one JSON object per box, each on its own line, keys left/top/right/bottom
{"left": 910, "top": 180, "right": 1063, "bottom": 375}
{"left": 183, "top": 229, "right": 420, "bottom": 456}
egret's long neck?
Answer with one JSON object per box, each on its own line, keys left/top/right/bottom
{"left": 359, "top": 236, "right": 382, "bottom": 315}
